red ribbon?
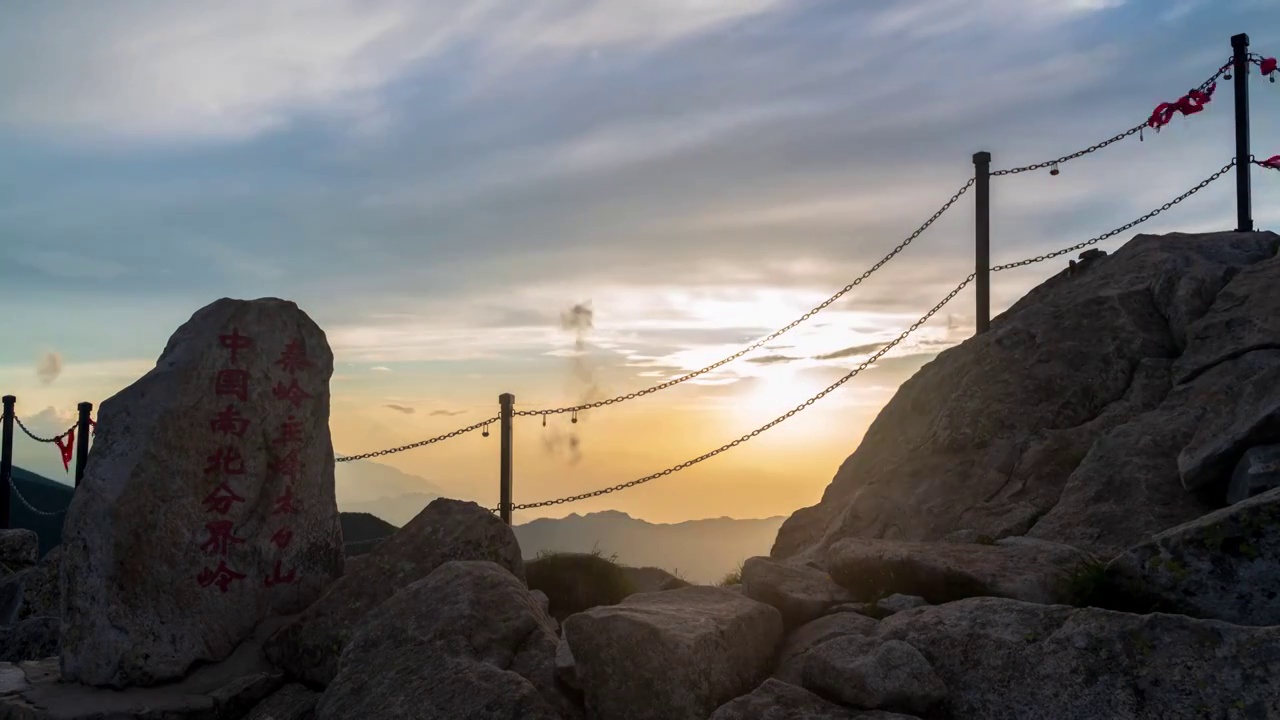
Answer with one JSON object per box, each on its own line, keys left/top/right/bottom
{"left": 54, "top": 428, "right": 75, "bottom": 472}
{"left": 1147, "top": 83, "right": 1216, "bottom": 130}
{"left": 1261, "top": 155, "right": 1280, "bottom": 170}
{"left": 88, "top": 418, "right": 96, "bottom": 437}
{"left": 1261, "top": 57, "right": 1277, "bottom": 76}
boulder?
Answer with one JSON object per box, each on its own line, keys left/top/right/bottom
{"left": 1106, "top": 485, "right": 1280, "bottom": 625}
{"left": 826, "top": 536, "right": 1091, "bottom": 605}
{"left": 802, "top": 635, "right": 946, "bottom": 715}
{"left": 0, "top": 530, "right": 38, "bottom": 572}
{"left": 874, "top": 595, "right": 927, "bottom": 616}
{"left": 315, "top": 561, "right": 577, "bottom": 720}
{"left": 0, "top": 545, "right": 62, "bottom": 626}
{"left": 563, "top": 585, "right": 783, "bottom": 720}
{"left": 555, "top": 636, "right": 578, "bottom": 690}
{"left": 771, "top": 232, "right": 1280, "bottom": 563}
{"left": 264, "top": 497, "right": 523, "bottom": 687}
{"left": 246, "top": 682, "right": 319, "bottom": 720}
{"left": 0, "top": 616, "right": 59, "bottom": 662}
{"left": 876, "top": 596, "right": 1280, "bottom": 719}
{"left": 710, "top": 678, "right": 914, "bottom": 720}
{"left": 1226, "top": 444, "right": 1280, "bottom": 505}
{"left": 773, "top": 611, "right": 879, "bottom": 685}
{"left": 60, "top": 298, "right": 343, "bottom": 688}
{"left": 620, "top": 565, "right": 689, "bottom": 593}
{"left": 741, "top": 556, "right": 854, "bottom": 629}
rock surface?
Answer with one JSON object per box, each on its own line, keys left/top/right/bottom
{"left": 772, "top": 232, "right": 1280, "bottom": 562}
{"left": 621, "top": 565, "right": 689, "bottom": 592}
{"left": 803, "top": 635, "right": 946, "bottom": 715}
{"left": 563, "top": 585, "right": 783, "bottom": 720}
{"left": 876, "top": 596, "right": 1280, "bottom": 719}
{"left": 1227, "top": 443, "right": 1280, "bottom": 505}
{"left": 773, "top": 611, "right": 879, "bottom": 686}
{"left": 826, "top": 536, "right": 1090, "bottom": 605}
{"left": 0, "top": 530, "right": 38, "bottom": 573}
{"left": 741, "top": 556, "right": 854, "bottom": 629}
{"left": 874, "top": 594, "right": 927, "bottom": 615}
{"left": 0, "top": 616, "right": 59, "bottom": 663}
{"left": 316, "top": 560, "right": 575, "bottom": 720}
{"left": 710, "top": 678, "right": 914, "bottom": 720}
{"left": 60, "top": 297, "right": 343, "bottom": 688}
{"left": 245, "top": 682, "right": 319, "bottom": 720}
{"left": 1107, "top": 485, "right": 1280, "bottom": 625}
{"left": 0, "top": 546, "right": 62, "bottom": 626}
{"left": 264, "top": 497, "right": 524, "bottom": 687}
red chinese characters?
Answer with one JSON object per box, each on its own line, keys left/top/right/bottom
{"left": 264, "top": 559, "right": 297, "bottom": 587}
{"left": 200, "top": 520, "right": 246, "bottom": 556}
{"left": 203, "top": 482, "right": 247, "bottom": 515}
{"left": 271, "top": 485, "right": 298, "bottom": 516}
{"left": 210, "top": 406, "right": 250, "bottom": 437}
{"left": 198, "top": 560, "right": 246, "bottom": 593}
{"left": 205, "top": 447, "right": 246, "bottom": 476}
{"left": 272, "top": 379, "right": 312, "bottom": 408}
{"left": 270, "top": 527, "right": 294, "bottom": 549}
{"left": 276, "top": 339, "right": 312, "bottom": 374}
{"left": 262, "top": 337, "right": 312, "bottom": 588}
{"left": 215, "top": 368, "right": 250, "bottom": 402}
{"left": 218, "top": 329, "right": 253, "bottom": 365}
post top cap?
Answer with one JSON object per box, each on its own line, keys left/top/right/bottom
{"left": 973, "top": 151, "right": 992, "bottom": 163}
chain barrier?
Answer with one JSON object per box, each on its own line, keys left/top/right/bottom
{"left": 991, "top": 59, "right": 1231, "bottom": 177}
{"left": 514, "top": 178, "right": 976, "bottom": 419}
{"left": 501, "top": 274, "right": 975, "bottom": 512}
{"left": 343, "top": 536, "right": 390, "bottom": 549}
{"left": 4, "top": 472, "right": 68, "bottom": 517}
{"left": 334, "top": 415, "right": 500, "bottom": 462}
{"left": 12, "top": 415, "right": 74, "bottom": 444}
{"left": 990, "top": 159, "right": 1237, "bottom": 272}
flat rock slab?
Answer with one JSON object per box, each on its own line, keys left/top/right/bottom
{"left": 803, "top": 636, "right": 945, "bottom": 715}
{"left": 876, "top": 596, "right": 1280, "bottom": 720}
{"left": 563, "top": 585, "right": 782, "bottom": 720}
{"left": 0, "top": 631, "right": 283, "bottom": 719}
{"left": 710, "top": 678, "right": 916, "bottom": 720}
{"left": 826, "top": 536, "right": 1090, "bottom": 605}
{"left": 264, "top": 498, "right": 524, "bottom": 688}
{"left": 61, "top": 297, "right": 343, "bottom": 688}
{"left": 742, "top": 556, "right": 854, "bottom": 629}
{"left": 1107, "top": 485, "right": 1280, "bottom": 625}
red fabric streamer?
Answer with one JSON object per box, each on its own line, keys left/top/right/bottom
{"left": 54, "top": 428, "right": 75, "bottom": 472}
{"left": 88, "top": 418, "right": 96, "bottom": 436}
{"left": 1261, "top": 155, "right": 1280, "bottom": 170}
{"left": 1261, "top": 57, "right": 1277, "bottom": 76}
{"left": 1147, "top": 83, "right": 1216, "bottom": 130}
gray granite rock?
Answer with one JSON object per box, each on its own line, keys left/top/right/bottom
{"left": 773, "top": 611, "right": 879, "bottom": 685}
{"left": 874, "top": 595, "right": 927, "bottom": 615}
{"left": 710, "top": 678, "right": 916, "bottom": 720}
{"left": 0, "top": 616, "right": 58, "bottom": 663}
{"left": 60, "top": 298, "right": 343, "bottom": 688}
{"left": 1107, "top": 485, "right": 1280, "bottom": 625}
{"left": 0, "top": 530, "right": 38, "bottom": 573}
{"left": 1226, "top": 444, "right": 1280, "bottom": 505}
{"left": 245, "top": 682, "right": 319, "bottom": 720}
{"left": 564, "top": 585, "right": 782, "bottom": 720}
{"left": 315, "top": 561, "right": 577, "bottom": 720}
{"left": 803, "top": 635, "right": 945, "bottom": 715}
{"left": 741, "top": 556, "right": 854, "bottom": 629}
{"left": 264, "top": 497, "right": 523, "bottom": 688}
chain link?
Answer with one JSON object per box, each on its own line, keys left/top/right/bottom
{"left": 4, "top": 472, "right": 68, "bottom": 517}
{"left": 12, "top": 415, "right": 74, "bottom": 444}
{"left": 514, "top": 178, "right": 977, "bottom": 418}
{"left": 990, "top": 159, "right": 1237, "bottom": 272}
{"left": 991, "top": 59, "right": 1231, "bottom": 177}
{"left": 334, "top": 415, "right": 499, "bottom": 462}
{"left": 343, "top": 535, "right": 391, "bottom": 549}
{"left": 502, "top": 275, "right": 975, "bottom": 511}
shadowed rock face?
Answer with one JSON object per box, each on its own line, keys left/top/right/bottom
{"left": 773, "top": 231, "right": 1280, "bottom": 563}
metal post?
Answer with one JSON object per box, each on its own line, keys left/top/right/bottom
{"left": 973, "top": 151, "right": 991, "bottom": 335}
{"left": 74, "top": 402, "right": 92, "bottom": 487}
{"left": 498, "top": 393, "right": 514, "bottom": 525}
{"left": 0, "top": 396, "right": 14, "bottom": 529}
{"left": 1232, "top": 33, "right": 1253, "bottom": 233}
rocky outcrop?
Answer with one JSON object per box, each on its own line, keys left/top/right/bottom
{"left": 741, "top": 556, "right": 854, "bottom": 629}
{"left": 1227, "top": 443, "right": 1280, "bottom": 505}
{"left": 773, "top": 611, "right": 879, "bottom": 685}
{"left": 245, "top": 683, "right": 319, "bottom": 720}
{"left": 0, "top": 616, "right": 59, "bottom": 663}
{"left": 802, "top": 635, "right": 946, "bottom": 716}
{"left": 563, "top": 585, "right": 783, "bottom": 720}
{"left": 0, "top": 530, "right": 38, "bottom": 573}
{"left": 315, "top": 561, "right": 577, "bottom": 720}
{"left": 876, "top": 597, "right": 1280, "bottom": 719}
{"left": 773, "top": 232, "right": 1280, "bottom": 562}
{"left": 620, "top": 565, "right": 689, "bottom": 592}
{"left": 1107, "top": 485, "right": 1280, "bottom": 625}
{"left": 825, "top": 536, "right": 1090, "bottom": 605}
{"left": 60, "top": 297, "right": 344, "bottom": 688}
{"left": 264, "top": 497, "right": 524, "bottom": 687}
{"left": 0, "top": 545, "right": 62, "bottom": 626}
{"left": 710, "top": 678, "right": 914, "bottom": 720}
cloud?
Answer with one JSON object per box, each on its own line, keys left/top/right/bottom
{"left": 428, "top": 409, "right": 467, "bottom": 416}
{"left": 746, "top": 355, "right": 797, "bottom": 365}
{"left": 35, "top": 351, "right": 63, "bottom": 385}
{"left": 812, "top": 342, "right": 886, "bottom": 361}
{"left": 371, "top": 366, "right": 392, "bottom": 372}
{"left": 18, "top": 406, "right": 76, "bottom": 439}
{"left": 383, "top": 404, "right": 415, "bottom": 414}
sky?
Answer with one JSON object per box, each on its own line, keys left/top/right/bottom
{"left": 2, "top": 0, "right": 1279, "bottom": 524}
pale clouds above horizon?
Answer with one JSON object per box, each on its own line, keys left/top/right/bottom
{"left": 1, "top": 0, "right": 1278, "bottom": 409}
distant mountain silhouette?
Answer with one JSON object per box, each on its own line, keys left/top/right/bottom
{"left": 7, "top": 466, "right": 73, "bottom": 557}
{"left": 340, "top": 492, "right": 443, "bottom": 527}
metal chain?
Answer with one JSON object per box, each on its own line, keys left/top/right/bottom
{"left": 334, "top": 415, "right": 500, "bottom": 462}
{"left": 991, "top": 158, "right": 1237, "bottom": 272}
{"left": 12, "top": 415, "right": 74, "bottom": 444}
{"left": 514, "top": 178, "right": 977, "bottom": 418}
{"left": 991, "top": 59, "right": 1231, "bottom": 177}
{"left": 502, "top": 274, "right": 975, "bottom": 511}
{"left": 343, "top": 536, "right": 391, "bottom": 548}
{"left": 5, "top": 472, "right": 67, "bottom": 517}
